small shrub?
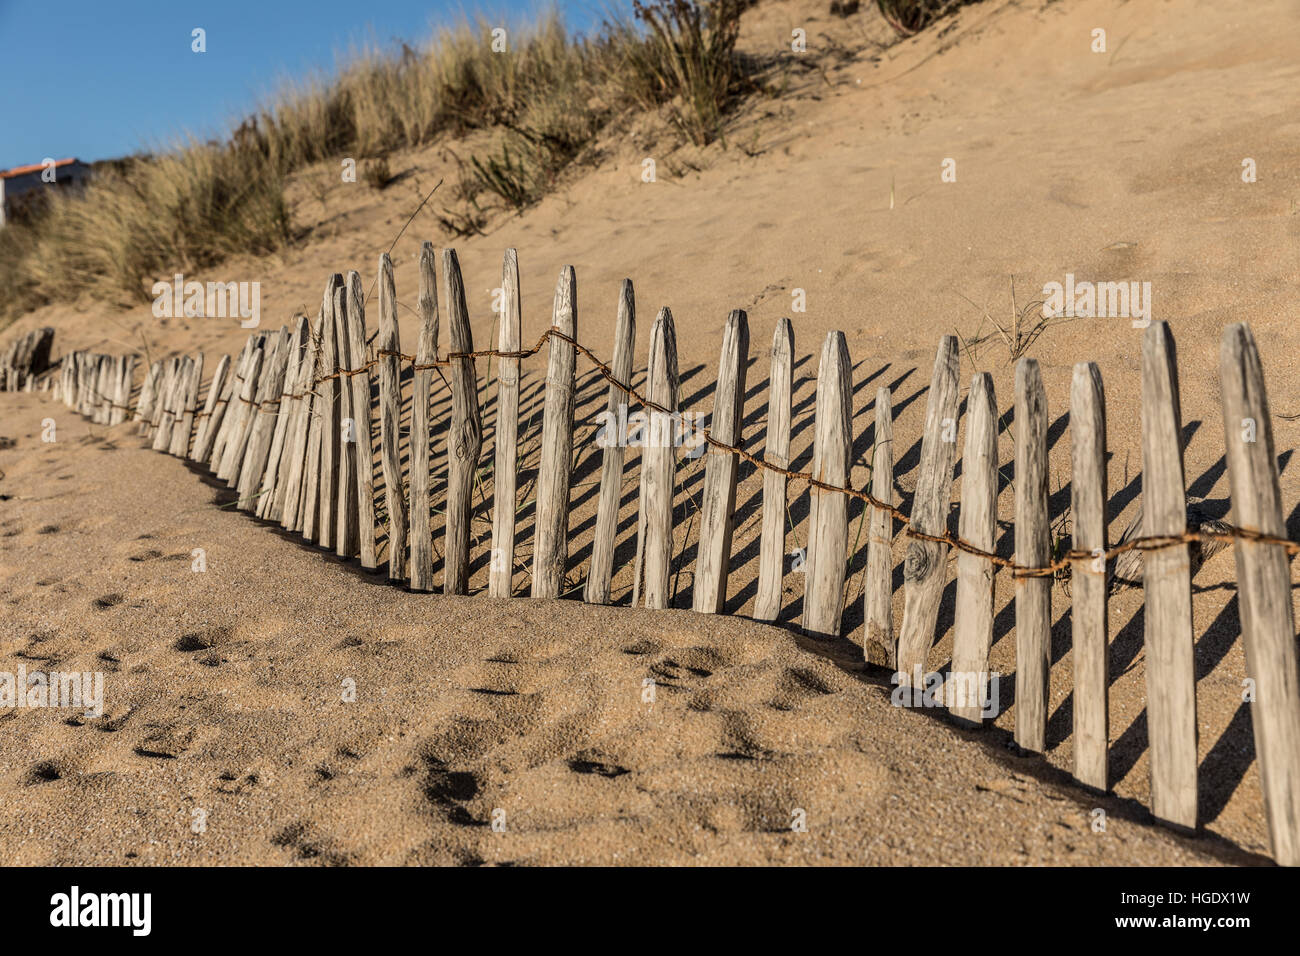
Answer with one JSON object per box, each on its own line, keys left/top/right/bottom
{"left": 364, "top": 157, "right": 393, "bottom": 190}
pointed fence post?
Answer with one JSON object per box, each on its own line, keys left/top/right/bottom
{"left": 281, "top": 315, "right": 320, "bottom": 531}
{"left": 299, "top": 313, "right": 328, "bottom": 540}
{"left": 442, "top": 249, "right": 482, "bottom": 595}
{"left": 531, "top": 266, "right": 577, "bottom": 599}
{"left": 238, "top": 329, "right": 290, "bottom": 508}
{"left": 1220, "top": 322, "right": 1300, "bottom": 866}
{"left": 1014, "top": 357, "right": 1051, "bottom": 753}
{"left": 370, "top": 257, "right": 403, "bottom": 576}
{"left": 801, "top": 330, "right": 852, "bottom": 639}
{"left": 1140, "top": 320, "right": 1198, "bottom": 830}
{"left": 409, "top": 242, "right": 440, "bottom": 591}
{"left": 863, "top": 386, "right": 895, "bottom": 663}
{"left": 949, "top": 373, "right": 998, "bottom": 724}
{"left": 636, "top": 307, "right": 679, "bottom": 610}
{"left": 489, "top": 248, "right": 523, "bottom": 598}
{"left": 334, "top": 282, "right": 359, "bottom": 558}
{"left": 752, "top": 317, "right": 793, "bottom": 623}
{"left": 317, "top": 275, "right": 344, "bottom": 550}
{"left": 1070, "top": 361, "right": 1109, "bottom": 790}
{"left": 192, "top": 354, "right": 230, "bottom": 462}
{"left": 259, "top": 318, "right": 308, "bottom": 520}
{"left": 897, "top": 336, "right": 961, "bottom": 683}
{"left": 169, "top": 353, "right": 203, "bottom": 456}
{"left": 693, "top": 309, "right": 750, "bottom": 613}
{"left": 350, "top": 269, "right": 381, "bottom": 570}
{"left": 585, "top": 279, "right": 636, "bottom": 606}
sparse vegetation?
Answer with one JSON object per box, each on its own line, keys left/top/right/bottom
{"left": 363, "top": 157, "right": 394, "bottom": 190}
{"left": 0, "top": 1, "right": 941, "bottom": 326}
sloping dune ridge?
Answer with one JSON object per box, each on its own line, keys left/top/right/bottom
{"left": 1, "top": 0, "right": 1298, "bottom": 864}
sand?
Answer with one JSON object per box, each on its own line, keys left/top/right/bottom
{"left": 2, "top": 0, "right": 1298, "bottom": 864}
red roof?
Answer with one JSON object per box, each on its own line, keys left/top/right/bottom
{"left": 0, "top": 158, "right": 80, "bottom": 179}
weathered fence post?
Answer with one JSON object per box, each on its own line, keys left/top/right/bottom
{"left": 897, "top": 336, "right": 961, "bottom": 683}
{"left": 949, "top": 372, "right": 998, "bottom": 725}
{"left": 238, "top": 329, "right": 290, "bottom": 507}
{"left": 802, "top": 330, "right": 852, "bottom": 638}
{"left": 281, "top": 315, "right": 321, "bottom": 531}
{"left": 442, "top": 249, "right": 482, "bottom": 595}
{"left": 1140, "top": 320, "right": 1198, "bottom": 830}
{"left": 489, "top": 248, "right": 523, "bottom": 598}
{"left": 409, "top": 242, "right": 440, "bottom": 591}
{"left": 1070, "top": 361, "right": 1109, "bottom": 790}
{"left": 333, "top": 282, "right": 359, "bottom": 558}
{"left": 635, "top": 307, "right": 680, "bottom": 609}
{"left": 258, "top": 318, "right": 307, "bottom": 520}
{"left": 317, "top": 275, "right": 344, "bottom": 550}
{"left": 338, "top": 273, "right": 374, "bottom": 564}
{"left": 753, "top": 317, "right": 793, "bottom": 622}
{"left": 1220, "top": 322, "right": 1300, "bottom": 866}
{"left": 531, "top": 266, "right": 577, "bottom": 599}
{"left": 300, "top": 313, "right": 328, "bottom": 540}
{"left": 584, "top": 279, "right": 636, "bottom": 606}
{"left": 863, "top": 386, "right": 895, "bottom": 663}
{"left": 1014, "top": 357, "right": 1051, "bottom": 753}
{"left": 693, "top": 309, "right": 750, "bottom": 614}
{"left": 170, "top": 353, "right": 204, "bottom": 457}
{"left": 192, "top": 355, "right": 230, "bottom": 463}
{"left": 373, "top": 256, "right": 405, "bottom": 576}
{"left": 219, "top": 349, "right": 263, "bottom": 484}
{"left": 151, "top": 359, "right": 180, "bottom": 449}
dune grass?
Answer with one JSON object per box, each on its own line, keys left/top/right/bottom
{"left": 2, "top": 3, "right": 760, "bottom": 324}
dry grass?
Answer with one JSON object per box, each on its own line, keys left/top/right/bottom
{"left": 0, "top": 2, "right": 839, "bottom": 325}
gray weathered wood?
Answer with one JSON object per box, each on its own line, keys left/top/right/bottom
{"left": 489, "top": 248, "right": 523, "bottom": 598}
{"left": 949, "top": 373, "right": 999, "bottom": 724}
{"left": 409, "top": 242, "right": 440, "bottom": 591}
{"left": 135, "top": 360, "right": 161, "bottom": 425}
{"left": 752, "top": 319, "right": 794, "bottom": 622}
{"left": 317, "top": 275, "right": 344, "bottom": 550}
{"left": 1014, "top": 357, "right": 1051, "bottom": 753}
{"left": 585, "top": 280, "right": 637, "bottom": 605}
{"left": 151, "top": 360, "right": 180, "bottom": 449}
{"left": 344, "top": 270, "right": 378, "bottom": 566}
{"left": 170, "top": 353, "right": 204, "bottom": 457}
{"left": 191, "top": 355, "right": 229, "bottom": 461}
{"left": 442, "top": 249, "right": 482, "bottom": 595}
{"left": 209, "top": 338, "right": 257, "bottom": 470}
{"left": 863, "top": 386, "right": 895, "bottom": 663}
{"left": 218, "top": 349, "right": 263, "bottom": 484}
{"left": 693, "top": 309, "right": 750, "bottom": 613}
{"left": 375, "top": 257, "right": 405, "bottom": 576}
{"left": 896, "top": 336, "right": 961, "bottom": 683}
{"left": 333, "top": 281, "right": 359, "bottom": 557}
{"left": 635, "top": 307, "right": 680, "bottom": 610}
{"left": 300, "top": 314, "right": 328, "bottom": 540}
{"left": 259, "top": 318, "right": 307, "bottom": 519}
{"left": 1220, "top": 322, "right": 1300, "bottom": 866}
{"left": 282, "top": 314, "right": 322, "bottom": 531}
{"left": 237, "top": 329, "right": 290, "bottom": 507}
{"left": 801, "top": 330, "right": 853, "bottom": 638}
{"left": 1140, "top": 320, "right": 1198, "bottom": 830}
{"left": 1070, "top": 361, "right": 1109, "bottom": 790}
{"left": 531, "top": 266, "right": 578, "bottom": 599}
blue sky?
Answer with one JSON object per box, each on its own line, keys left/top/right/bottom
{"left": 0, "top": 0, "right": 609, "bottom": 170}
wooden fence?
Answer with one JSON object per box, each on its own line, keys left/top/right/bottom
{"left": 20, "top": 244, "right": 1300, "bottom": 867}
